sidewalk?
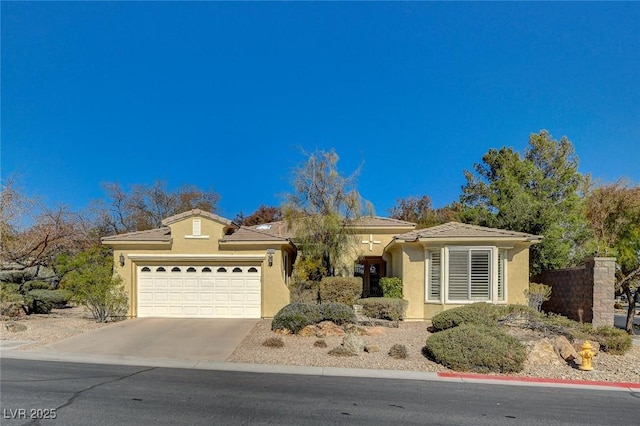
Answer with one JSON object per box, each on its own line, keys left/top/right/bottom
{"left": 2, "top": 345, "right": 639, "bottom": 393}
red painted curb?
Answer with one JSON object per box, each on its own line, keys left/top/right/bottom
{"left": 436, "top": 372, "right": 640, "bottom": 389}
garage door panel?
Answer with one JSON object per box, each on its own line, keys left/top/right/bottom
{"left": 137, "top": 265, "right": 261, "bottom": 318}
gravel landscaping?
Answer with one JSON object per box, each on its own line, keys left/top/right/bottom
{"left": 2, "top": 306, "right": 639, "bottom": 384}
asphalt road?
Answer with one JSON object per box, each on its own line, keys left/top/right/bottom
{"left": 1, "top": 358, "right": 638, "bottom": 426}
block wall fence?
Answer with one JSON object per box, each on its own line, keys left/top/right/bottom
{"left": 531, "top": 257, "right": 616, "bottom": 328}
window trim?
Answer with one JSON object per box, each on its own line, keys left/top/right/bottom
{"left": 425, "top": 246, "right": 507, "bottom": 304}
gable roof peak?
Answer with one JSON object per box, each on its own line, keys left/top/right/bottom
{"left": 161, "top": 209, "right": 235, "bottom": 227}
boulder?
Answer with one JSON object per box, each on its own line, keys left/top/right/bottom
{"left": 316, "top": 321, "right": 346, "bottom": 337}
{"left": 364, "top": 345, "right": 380, "bottom": 353}
{"left": 573, "top": 339, "right": 600, "bottom": 355}
{"left": 524, "top": 338, "right": 563, "bottom": 367}
{"left": 551, "top": 336, "right": 580, "bottom": 362}
{"left": 342, "top": 332, "right": 365, "bottom": 355}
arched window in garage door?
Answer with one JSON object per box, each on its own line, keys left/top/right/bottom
{"left": 141, "top": 267, "right": 151, "bottom": 272}
{"left": 248, "top": 267, "right": 258, "bottom": 273}
{"left": 232, "top": 267, "right": 243, "bottom": 273}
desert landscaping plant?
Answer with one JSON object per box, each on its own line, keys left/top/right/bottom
{"left": 319, "top": 276, "right": 362, "bottom": 306}
{"left": 262, "top": 337, "right": 285, "bottom": 348}
{"left": 388, "top": 343, "right": 408, "bottom": 359}
{"left": 319, "top": 302, "right": 356, "bottom": 325}
{"left": 424, "top": 324, "right": 527, "bottom": 373}
{"left": 59, "top": 246, "right": 129, "bottom": 323}
{"left": 314, "top": 339, "right": 328, "bottom": 348}
{"left": 525, "top": 282, "right": 552, "bottom": 312}
{"left": 430, "top": 302, "right": 501, "bottom": 331}
{"left": 271, "top": 302, "right": 323, "bottom": 334}
{"left": 358, "top": 297, "right": 408, "bottom": 322}
{"left": 328, "top": 346, "right": 356, "bottom": 357}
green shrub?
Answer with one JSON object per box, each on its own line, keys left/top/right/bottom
{"left": 388, "top": 344, "right": 408, "bottom": 359}
{"left": 319, "top": 276, "right": 362, "bottom": 306}
{"left": 380, "top": 277, "right": 403, "bottom": 299}
{"left": 358, "top": 297, "right": 408, "bottom": 321}
{"left": 424, "top": 324, "right": 526, "bottom": 373}
{"left": 320, "top": 303, "right": 356, "bottom": 325}
{"left": 22, "top": 281, "right": 54, "bottom": 291}
{"left": 271, "top": 302, "right": 323, "bottom": 334}
{"left": 27, "top": 289, "right": 72, "bottom": 309}
{"left": 431, "top": 303, "right": 501, "bottom": 331}
{"left": 23, "top": 294, "right": 53, "bottom": 314}
{"left": 262, "top": 337, "right": 285, "bottom": 348}
{"left": 592, "top": 326, "right": 632, "bottom": 355}
{"left": 288, "top": 279, "right": 320, "bottom": 304}
{"left": 0, "top": 283, "right": 24, "bottom": 317}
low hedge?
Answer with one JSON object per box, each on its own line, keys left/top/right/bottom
{"left": 424, "top": 324, "right": 526, "bottom": 373}
{"left": 271, "top": 302, "right": 356, "bottom": 333}
{"left": 357, "top": 297, "right": 408, "bottom": 321}
{"left": 431, "top": 303, "right": 503, "bottom": 331}
{"left": 319, "top": 276, "right": 362, "bottom": 306}
{"left": 28, "top": 289, "right": 73, "bottom": 309}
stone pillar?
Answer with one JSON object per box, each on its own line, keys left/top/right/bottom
{"left": 590, "top": 257, "right": 616, "bottom": 328}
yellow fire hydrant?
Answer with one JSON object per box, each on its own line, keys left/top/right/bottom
{"left": 579, "top": 340, "right": 595, "bottom": 371}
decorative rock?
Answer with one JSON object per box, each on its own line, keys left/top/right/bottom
{"left": 551, "top": 336, "right": 580, "bottom": 362}
{"left": 364, "top": 345, "right": 380, "bottom": 353}
{"left": 524, "top": 338, "right": 563, "bottom": 367}
{"left": 343, "top": 324, "right": 369, "bottom": 336}
{"left": 342, "top": 332, "right": 365, "bottom": 355}
{"left": 298, "top": 325, "right": 318, "bottom": 337}
{"left": 5, "top": 322, "right": 28, "bottom": 333}
{"left": 364, "top": 326, "right": 387, "bottom": 336}
{"left": 316, "top": 321, "right": 346, "bottom": 337}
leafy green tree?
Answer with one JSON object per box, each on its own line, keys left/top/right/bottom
{"left": 283, "top": 149, "right": 372, "bottom": 278}
{"left": 58, "top": 245, "right": 128, "bottom": 323}
{"left": 586, "top": 180, "right": 640, "bottom": 333}
{"left": 389, "top": 195, "right": 462, "bottom": 228}
{"left": 460, "top": 130, "right": 591, "bottom": 274}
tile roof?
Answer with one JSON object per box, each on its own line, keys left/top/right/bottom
{"left": 349, "top": 216, "right": 416, "bottom": 228}
{"left": 101, "top": 227, "right": 171, "bottom": 242}
{"left": 161, "top": 209, "right": 235, "bottom": 226}
{"left": 394, "top": 222, "right": 542, "bottom": 242}
{"left": 221, "top": 225, "right": 291, "bottom": 243}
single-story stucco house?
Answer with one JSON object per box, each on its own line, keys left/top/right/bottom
{"left": 101, "top": 209, "right": 541, "bottom": 320}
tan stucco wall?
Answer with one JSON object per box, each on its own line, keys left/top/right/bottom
{"left": 333, "top": 230, "right": 406, "bottom": 276}
{"left": 391, "top": 241, "right": 532, "bottom": 320}
{"left": 106, "top": 216, "right": 291, "bottom": 318}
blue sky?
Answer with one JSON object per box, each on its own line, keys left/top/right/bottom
{"left": 2, "top": 2, "right": 639, "bottom": 220}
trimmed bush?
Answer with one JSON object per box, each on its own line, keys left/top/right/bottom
{"left": 431, "top": 303, "right": 502, "bottom": 331}
{"left": 380, "top": 277, "right": 403, "bottom": 299}
{"left": 22, "top": 281, "right": 54, "bottom": 291}
{"left": 271, "top": 302, "right": 323, "bottom": 334}
{"left": 592, "top": 326, "right": 632, "bottom": 355}
{"left": 0, "top": 283, "right": 24, "bottom": 317}
{"left": 358, "top": 297, "right": 408, "bottom": 321}
{"left": 320, "top": 303, "right": 356, "bottom": 325}
{"left": 288, "top": 279, "right": 320, "bottom": 304}
{"left": 319, "top": 276, "right": 362, "bottom": 306}
{"left": 27, "top": 289, "right": 73, "bottom": 309}
{"left": 424, "top": 324, "right": 526, "bottom": 373}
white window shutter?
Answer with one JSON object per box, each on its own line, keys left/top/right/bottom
{"left": 428, "top": 250, "right": 441, "bottom": 301}
{"left": 192, "top": 219, "right": 201, "bottom": 236}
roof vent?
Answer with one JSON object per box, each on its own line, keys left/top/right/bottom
{"left": 256, "top": 224, "right": 272, "bottom": 230}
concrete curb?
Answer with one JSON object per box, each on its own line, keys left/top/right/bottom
{"left": 2, "top": 348, "right": 638, "bottom": 392}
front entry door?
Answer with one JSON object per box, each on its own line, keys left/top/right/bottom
{"left": 355, "top": 258, "right": 386, "bottom": 298}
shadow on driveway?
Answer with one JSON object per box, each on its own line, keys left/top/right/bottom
{"left": 45, "top": 318, "right": 259, "bottom": 362}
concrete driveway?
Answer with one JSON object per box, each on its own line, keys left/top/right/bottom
{"left": 45, "top": 318, "right": 259, "bottom": 362}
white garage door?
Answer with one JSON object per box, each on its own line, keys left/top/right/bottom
{"left": 137, "top": 265, "right": 261, "bottom": 318}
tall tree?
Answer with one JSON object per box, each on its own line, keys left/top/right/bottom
{"left": 460, "top": 130, "right": 591, "bottom": 274}
{"left": 586, "top": 180, "right": 640, "bottom": 333}
{"left": 283, "top": 149, "right": 372, "bottom": 278}
{"left": 389, "top": 195, "right": 462, "bottom": 229}
{"left": 94, "top": 181, "right": 220, "bottom": 235}
{"left": 1, "top": 177, "right": 92, "bottom": 270}
{"left": 234, "top": 205, "right": 281, "bottom": 226}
